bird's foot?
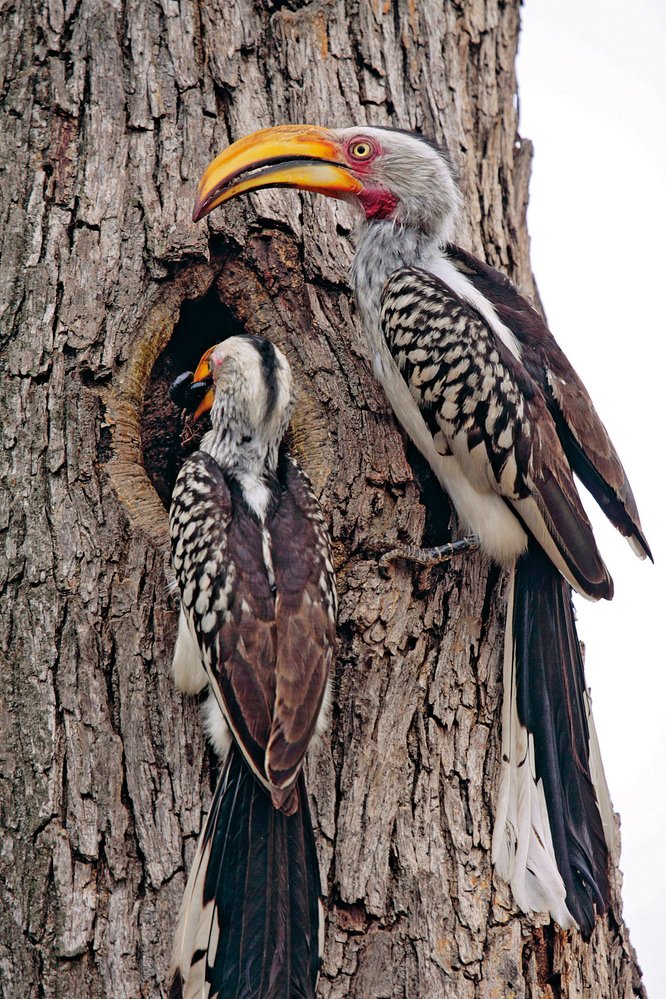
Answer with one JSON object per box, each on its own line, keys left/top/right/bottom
{"left": 374, "top": 535, "right": 479, "bottom": 573}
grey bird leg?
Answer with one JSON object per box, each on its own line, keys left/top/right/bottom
{"left": 375, "top": 535, "right": 479, "bottom": 570}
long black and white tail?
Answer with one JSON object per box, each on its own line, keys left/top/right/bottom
{"left": 492, "top": 542, "right": 615, "bottom": 936}
{"left": 169, "top": 744, "right": 322, "bottom": 998}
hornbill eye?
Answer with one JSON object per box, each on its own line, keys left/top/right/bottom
{"left": 349, "top": 141, "right": 374, "bottom": 160}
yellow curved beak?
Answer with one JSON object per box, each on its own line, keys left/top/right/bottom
{"left": 191, "top": 346, "right": 216, "bottom": 421}
{"left": 192, "top": 125, "right": 363, "bottom": 222}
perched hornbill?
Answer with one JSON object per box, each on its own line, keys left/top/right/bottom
{"left": 168, "top": 334, "right": 336, "bottom": 997}
{"left": 190, "top": 125, "right": 652, "bottom": 936}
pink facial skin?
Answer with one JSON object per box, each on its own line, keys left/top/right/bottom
{"left": 343, "top": 135, "right": 380, "bottom": 163}
{"left": 357, "top": 187, "right": 399, "bottom": 220}
{"left": 341, "top": 138, "right": 398, "bottom": 220}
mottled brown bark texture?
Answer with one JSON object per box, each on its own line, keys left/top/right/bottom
{"left": 0, "top": 1, "right": 646, "bottom": 997}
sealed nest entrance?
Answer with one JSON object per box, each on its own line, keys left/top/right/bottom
{"left": 141, "top": 285, "right": 245, "bottom": 508}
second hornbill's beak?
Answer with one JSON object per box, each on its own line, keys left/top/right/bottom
{"left": 190, "top": 346, "right": 216, "bottom": 420}
{"left": 192, "top": 125, "right": 362, "bottom": 222}
{"left": 169, "top": 346, "right": 216, "bottom": 421}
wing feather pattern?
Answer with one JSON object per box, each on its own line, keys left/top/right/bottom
{"left": 267, "top": 454, "right": 337, "bottom": 794}
{"left": 171, "top": 451, "right": 276, "bottom": 788}
{"left": 379, "top": 266, "right": 612, "bottom": 599}
{"left": 447, "top": 245, "right": 651, "bottom": 560}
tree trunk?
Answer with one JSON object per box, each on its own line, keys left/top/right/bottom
{"left": 0, "top": 1, "right": 646, "bottom": 997}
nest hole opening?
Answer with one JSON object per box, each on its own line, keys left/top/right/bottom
{"left": 141, "top": 283, "right": 246, "bottom": 508}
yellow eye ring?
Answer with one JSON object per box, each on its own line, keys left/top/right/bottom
{"left": 350, "top": 141, "right": 374, "bottom": 160}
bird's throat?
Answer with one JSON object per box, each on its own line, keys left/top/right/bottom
{"left": 351, "top": 221, "right": 443, "bottom": 336}
{"left": 357, "top": 188, "right": 400, "bottom": 221}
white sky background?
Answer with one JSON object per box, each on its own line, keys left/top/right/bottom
{"left": 517, "top": 2, "right": 666, "bottom": 994}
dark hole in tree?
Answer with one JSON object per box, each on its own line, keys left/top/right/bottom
{"left": 141, "top": 283, "right": 245, "bottom": 507}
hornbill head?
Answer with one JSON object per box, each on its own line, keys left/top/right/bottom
{"left": 183, "top": 335, "right": 295, "bottom": 448}
{"left": 193, "top": 125, "right": 461, "bottom": 237}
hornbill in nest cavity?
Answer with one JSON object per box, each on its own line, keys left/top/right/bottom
{"left": 168, "top": 335, "right": 336, "bottom": 997}
{"left": 190, "top": 125, "right": 652, "bottom": 937}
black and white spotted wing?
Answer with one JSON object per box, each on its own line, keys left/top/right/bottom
{"left": 379, "top": 265, "right": 611, "bottom": 599}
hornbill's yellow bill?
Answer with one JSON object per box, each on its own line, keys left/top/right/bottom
{"left": 192, "top": 125, "right": 363, "bottom": 222}
{"left": 190, "top": 345, "right": 215, "bottom": 420}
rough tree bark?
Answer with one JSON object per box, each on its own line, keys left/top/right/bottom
{"left": 0, "top": 1, "right": 646, "bottom": 997}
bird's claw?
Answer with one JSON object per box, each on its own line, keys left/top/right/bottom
{"left": 374, "top": 535, "right": 480, "bottom": 572}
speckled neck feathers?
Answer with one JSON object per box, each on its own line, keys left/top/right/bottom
{"left": 351, "top": 221, "right": 446, "bottom": 345}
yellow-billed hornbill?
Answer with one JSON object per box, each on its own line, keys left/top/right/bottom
{"left": 190, "top": 126, "right": 652, "bottom": 937}
{"left": 168, "top": 334, "right": 336, "bottom": 998}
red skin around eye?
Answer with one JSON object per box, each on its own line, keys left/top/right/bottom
{"left": 343, "top": 138, "right": 380, "bottom": 167}
{"left": 342, "top": 139, "right": 398, "bottom": 220}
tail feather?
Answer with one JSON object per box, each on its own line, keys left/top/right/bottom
{"left": 492, "top": 542, "right": 612, "bottom": 936}
{"left": 585, "top": 691, "right": 617, "bottom": 860}
{"left": 169, "top": 744, "right": 322, "bottom": 998}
